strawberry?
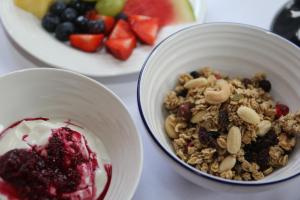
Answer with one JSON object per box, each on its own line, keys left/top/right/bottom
{"left": 93, "top": 15, "right": 116, "bottom": 34}
{"left": 105, "top": 37, "right": 136, "bottom": 60}
{"left": 85, "top": 10, "right": 98, "bottom": 20}
{"left": 129, "top": 15, "right": 159, "bottom": 45}
{"left": 109, "top": 19, "right": 135, "bottom": 40}
{"left": 70, "top": 34, "right": 104, "bottom": 52}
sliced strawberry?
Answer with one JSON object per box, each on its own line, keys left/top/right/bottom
{"left": 94, "top": 15, "right": 116, "bottom": 34}
{"left": 109, "top": 19, "right": 135, "bottom": 40}
{"left": 129, "top": 15, "right": 159, "bottom": 45}
{"left": 105, "top": 37, "right": 136, "bottom": 60}
{"left": 85, "top": 10, "right": 98, "bottom": 20}
{"left": 70, "top": 34, "right": 104, "bottom": 52}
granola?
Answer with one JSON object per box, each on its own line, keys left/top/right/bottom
{"left": 163, "top": 67, "right": 298, "bottom": 181}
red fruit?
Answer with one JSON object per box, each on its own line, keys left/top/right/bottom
{"left": 275, "top": 103, "right": 289, "bottom": 118}
{"left": 129, "top": 15, "right": 159, "bottom": 45}
{"left": 85, "top": 10, "right": 98, "bottom": 20}
{"left": 70, "top": 34, "right": 104, "bottom": 52}
{"left": 109, "top": 19, "right": 135, "bottom": 40}
{"left": 94, "top": 15, "right": 116, "bottom": 34}
{"left": 105, "top": 37, "right": 136, "bottom": 60}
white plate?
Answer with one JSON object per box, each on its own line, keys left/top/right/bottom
{"left": 0, "top": 0, "right": 206, "bottom": 78}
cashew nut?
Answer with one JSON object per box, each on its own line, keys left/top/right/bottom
{"left": 184, "top": 77, "right": 208, "bottom": 89}
{"left": 204, "top": 79, "right": 231, "bottom": 104}
{"left": 164, "top": 114, "right": 179, "bottom": 139}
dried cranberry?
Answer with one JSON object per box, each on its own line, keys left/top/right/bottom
{"left": 214, "top": 74, "right": 222, "bottom": 79}
{"left": 275, "top": 103, "right": 289, "bottom": 118}
{"left": 258, "top": 79, "right": 272, "bottom": 92}
{"left": 177, "top": 103, "right": 192, "bottom": 121}
{"left": 190, "top": 71, "right": 200, "bottom": 78}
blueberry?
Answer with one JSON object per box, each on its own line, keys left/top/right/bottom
{"left": 55, "top": 22, "right": 75, "bottom": 41}
{"left": 42, "top": 14, "right": 60, "bottom": 33}
{"left": 190, "top": 71, "right": 200, "bottom": 79}
{"left": 60, "top": 8, "right": 78, "bottom": 22}
{"left": 258, "top": 79, "right": 271, "bottom": 92}
{"left": 115, "top": 12, "right": 128, "bottom": 21}
{"left": 87, "top": 20, "right": 105, "bottom": 34}
{"left": 68, "top": 0, "right": 86, "bottom": 14}
{"left": 50, "top": 1, "right": 66, "bottom": 15}
{"left": 74, "top": 16, "right": 89, "bottom": 32}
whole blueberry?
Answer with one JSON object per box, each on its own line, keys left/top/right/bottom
{"left": 68, "top": 0, "right": 87, "bottom": 14}
{"left": 115, "top": 12, "right": 128, "bottom": 21}
{"left": 50, "top": 1, "right": 66, "bottom": 15}
{"left": 258, "top": 79, "right": 272, "bottom": 92}
{"left": 87, "top": 20, "right": 105, "bottom": 34}
{"left": 74, "top": 16, "right": 89, "bottom": 32}
{"left": 55, "top": 22, "right": 75, "bottom": 41}
{"left": 42, "top": 14, "right": 60, "bottom": 33}
{"left": 60, "top": 8, "right": 78, "bottom": 22}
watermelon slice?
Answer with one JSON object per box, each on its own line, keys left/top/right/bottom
{"left": 123, "top": 0, "right": 195, "bottom": 26}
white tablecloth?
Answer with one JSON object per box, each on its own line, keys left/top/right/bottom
{"left": 1, "top": 0, "right": 298, "bottom": 199}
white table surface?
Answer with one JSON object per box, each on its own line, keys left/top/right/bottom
{"left": 1, "top": 0, "right": 299, "bottom": 199}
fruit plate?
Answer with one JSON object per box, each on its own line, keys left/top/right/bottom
{"left": 0, "top": 0, "right": 206, "bottom": 78}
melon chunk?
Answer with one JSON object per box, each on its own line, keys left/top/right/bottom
{"left": 124, "top": 0, "right": 195, "bottom": 26}
{"left": 14, "top": 0, "right": 54, "bottom": 19}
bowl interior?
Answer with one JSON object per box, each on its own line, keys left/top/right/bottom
{"left": 138, "top": 23, "right": 300, "bottom": 184}
{"left": 0, "top": 69, "right": 142, "bottom": 199}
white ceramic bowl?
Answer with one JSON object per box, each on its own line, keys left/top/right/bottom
{"left": 0, "top": 68, "right": 143, "bottom": 200}
{"left": 137, "top": 23, "right": 300, "bottom": 192}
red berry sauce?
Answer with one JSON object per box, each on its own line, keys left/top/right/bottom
{"left": 0, "top": 119, "right": 112, "bottom": 200}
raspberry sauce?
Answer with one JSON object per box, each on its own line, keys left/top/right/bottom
{"left": 0, "top": 119, "right": 112, "bottom": 200}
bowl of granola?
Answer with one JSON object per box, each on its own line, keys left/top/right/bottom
{"left": 137, "top": 23, "right": 300, "bottom": 192}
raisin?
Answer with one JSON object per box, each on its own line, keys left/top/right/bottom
{"left": 242, "top": 78, "right": 252, "bottom": 88}
{"left": 198, "top": 128, "right": 217, "bottom": 148}
{"left": 218, "top": 104, "right": 229, "bottom": 132}
{"left": 207, "top": 131, "right": 220, "bottom": 139}
{"left": 258, "top": 79, "right": 272, "bottom": 92}
{"left": 177, "top": 89, "right": 188, "bottom": 97}
{"left": 190, "top": 71, "right": 201, "bottom": 79}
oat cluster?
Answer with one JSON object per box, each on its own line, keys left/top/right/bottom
{"left": 163, "top": 67, "right": 298, "bottom": 181}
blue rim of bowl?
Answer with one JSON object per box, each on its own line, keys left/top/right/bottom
{"left": 137, "top": 22, "right": 300, "bottom": 186}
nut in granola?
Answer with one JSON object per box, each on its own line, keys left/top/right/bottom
{"left": 204, "top": 79, "right": 231, "bottom": 104}
{"left": 227, "top": 126, "right": 242, "bottom": 154}
{"left": 219, "top": 155, "right": 236, "bottom": 172}
{"left": 237, "top": 106, "right": 260, "bottom": 125}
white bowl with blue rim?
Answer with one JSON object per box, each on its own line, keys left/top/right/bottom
{"left": 137, "top": 23, "right": 300, "bottom": 192}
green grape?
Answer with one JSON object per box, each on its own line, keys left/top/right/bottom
{"left": 95, "top": 0, "right": 126, "bottom": 16}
